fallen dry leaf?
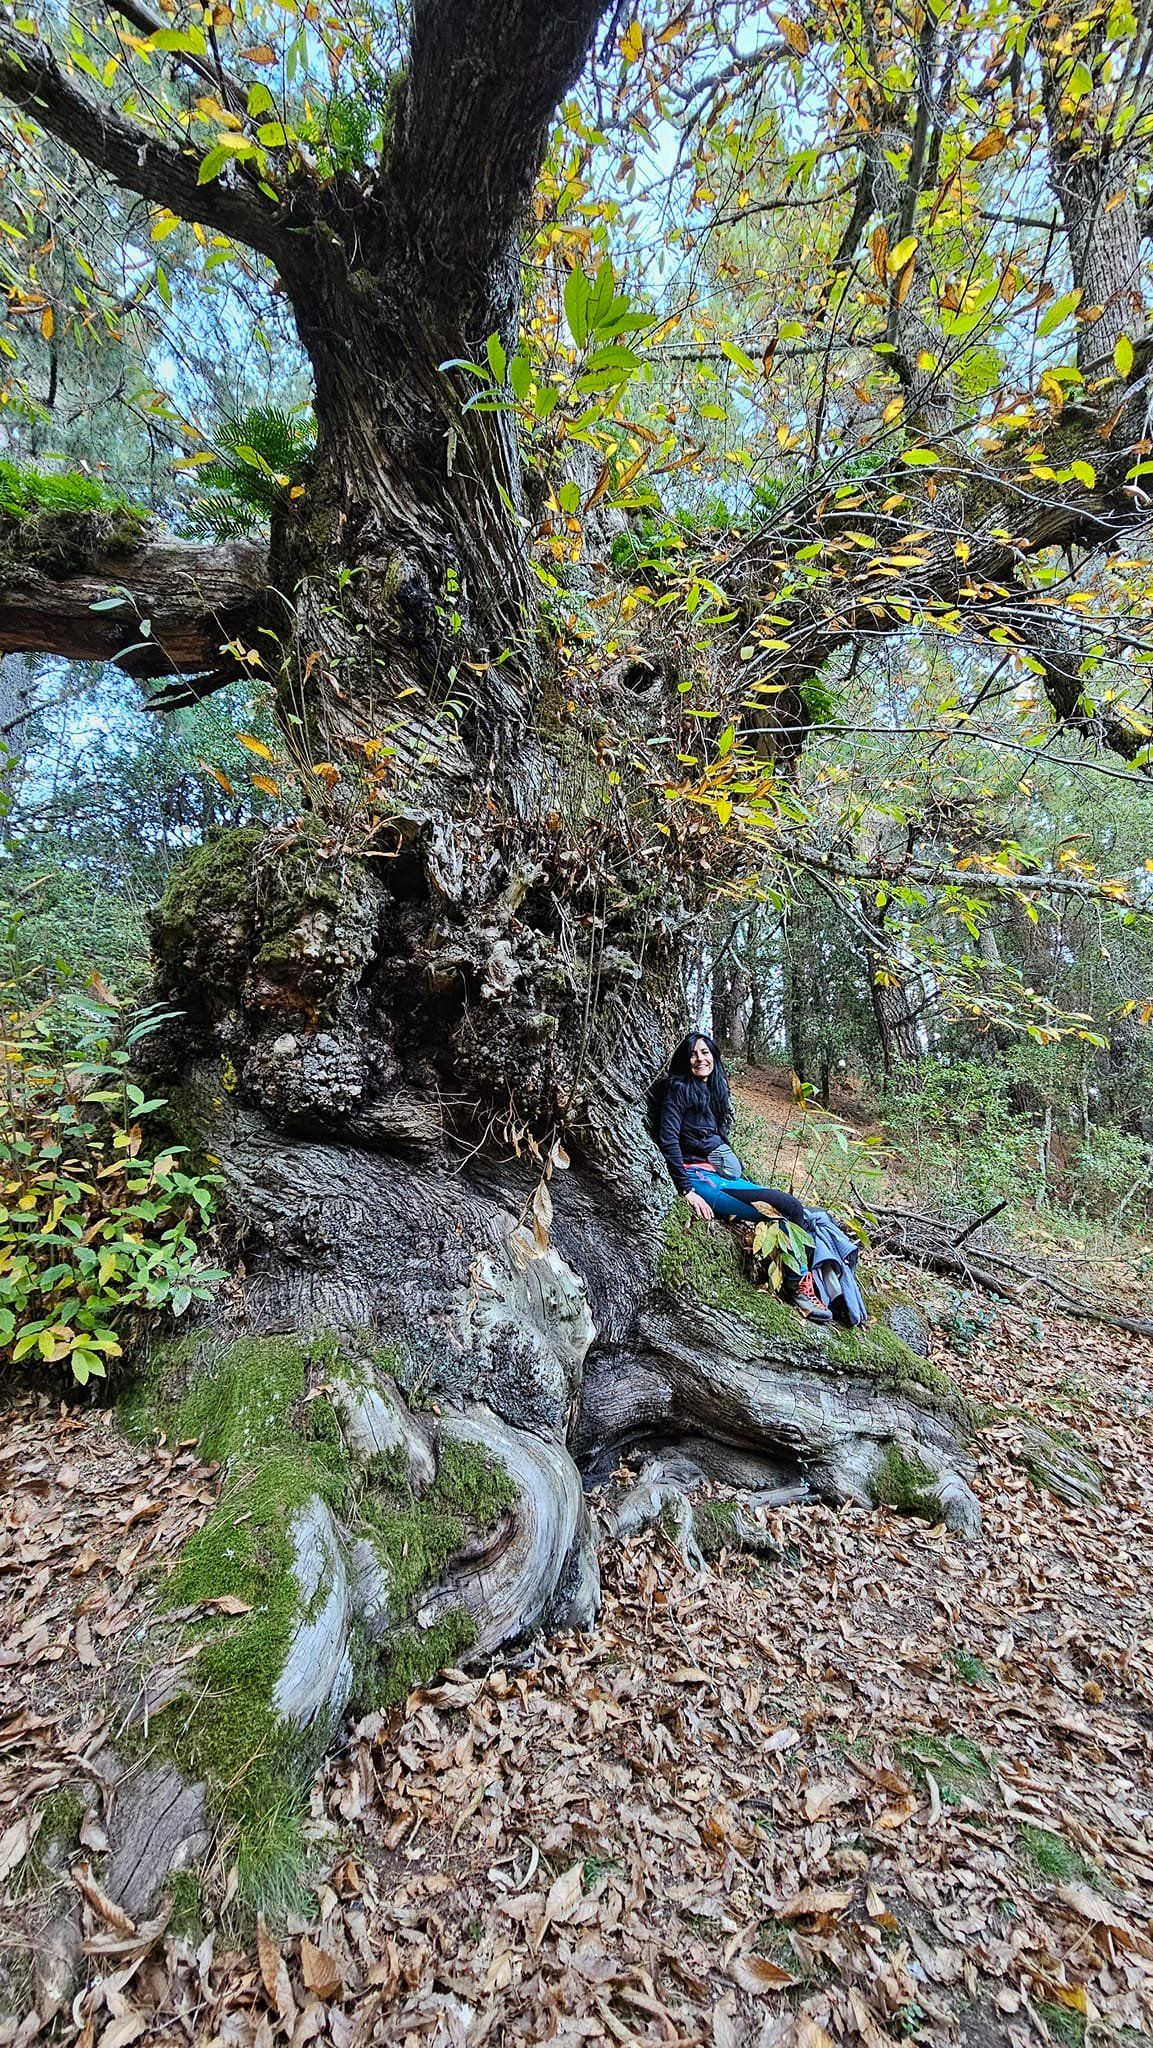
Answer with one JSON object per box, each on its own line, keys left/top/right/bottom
{"left": 74, "top": 1861, "right": 136, "bottom": 1936}
{"left": 544, "top": 1861, "right": 585, "bottom": 1925}
{"left": 775, "top": 1887, "right": 853, "bottom": 1921}
{"left": 300, "top": 1934, "right": 344, "bottom": 2000}
{"left": 728, "top": 1951, "right": 798, "bottom": 1992}
{"left": 257, "top": 1913, "right": 297, "bottom": 2027}
{"left": 0, "top": 1809, "right": 41, "bottom": 1882}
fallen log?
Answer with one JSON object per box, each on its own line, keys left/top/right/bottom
{"left": 867, "top": 1202, "right": 1153, "bottom": 1339}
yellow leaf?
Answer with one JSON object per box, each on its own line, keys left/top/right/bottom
{"left": 40, "top": 305, "right": 55, "bottom": 340}
{"left": 1115, "top": 333, "right": 1135, "bottom": 376}
{"left": 237, "top": 733, "right": 274, "bottom": 760}
{"left": 239, "top": 42, "right": 276, "bottom": 61}
{"left": 251, "top": 772, "right": 281, "bottom": 797}
{"left": 1070, "top": 458, "right": 1095, "bottom": 488}
{"left": 201, "top": 761, "right": 235, "bottom": 795}
{"left": 620, "top": 18, "right": 643, "bottom": 61}
{"left": 968, "top": 128, "right": 1008, "bottom": 160}
{"left": 887, "top": 234, "right": 918, "bottom": 275}
{"left": 778, "top": 15, "right": 809, "bottom": 55}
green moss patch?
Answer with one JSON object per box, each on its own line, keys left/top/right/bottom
{"left": 128, "top": 1336, "right": 516, "bottom": 1917}
{"left": 354, "top": 1435, "right": 513, "bottom": 1641}
{"left": 151, "top": 818, "right": 379, "bottom": 1030}
{"left": 15, "top": 1786, "right": 88, "bottom": 1896}
{"left": 1034, "top": 2001, "right": 1086, "bottom": 2048}
{"left": 950, "top": 1647, "right": 997, "bottom": 1688}
{"left": 164, "top": 1868, "right": 205, "bottom": 1943}
{"left": 659, "top": 1208, "right": 972, "bottom": 1426}
{"left": 868, "top": 1444, "right": 942, "bottom": 1519}
{"left": 1017, "top": 1825, "right": 1111, "bottom": 1894}
{"left": 693, "top": 1498, "right": 740, "bottom": 1558}
{"left": 376, "top": 1608, "right": 478, "bottom": 1707}
{"left": 0, "top": 460, "right": 149, "bottom": 579}
{"left": 133, "top": 1335, "right": 353, "bottom": 1917}
{"left": 154, "top": 826, "right": 266, "bottom": 946}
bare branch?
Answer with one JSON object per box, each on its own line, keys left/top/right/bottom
{"left": 773, "top": 834, "right": 1145, "bottom": 909}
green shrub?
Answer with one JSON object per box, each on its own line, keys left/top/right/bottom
{"left": 0, "top": 961, "right": 225, "bottom": 1382}
{"left": 1066, "top": 1125, "right": 1151, "bottom": 1221}
{"left": 883, "top": 1060, "right": 1033, "bottom": 1208}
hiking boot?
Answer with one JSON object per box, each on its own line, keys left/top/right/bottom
{"left": 792, "top": 1270, "right": 832, "bottom": 1323}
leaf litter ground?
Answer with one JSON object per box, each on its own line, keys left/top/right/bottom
{"left": 2, "top": 1288, "right": 1153, "bottom": 2048}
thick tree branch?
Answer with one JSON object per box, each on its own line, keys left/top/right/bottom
{"left": 727, "top": 415, "right": 1153, "bottom": 768}
{"left": 0, "top": 19, "right": 283, "bottom": 259}
{"left": 0, "top": 532, "right": 273, "bottom": 690}
{"left": 383, "top": 0, "right": 611, "bottom": 327}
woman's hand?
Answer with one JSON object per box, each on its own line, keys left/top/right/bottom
{"left": 686, "top": 1189, "right": 715, "bottom": 1223}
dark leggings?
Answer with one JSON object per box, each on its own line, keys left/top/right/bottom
{"left": 683, "top": 1167, "right": 809, "bottom": 1241}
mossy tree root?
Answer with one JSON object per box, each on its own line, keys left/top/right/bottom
{"left": 573, "top": 1214, "right": 982, "bottom": 1536}
{"left": 112, "top": 1337, "right": 598, "bottom": 1928}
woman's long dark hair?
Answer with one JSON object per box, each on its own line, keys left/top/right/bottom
{"left": 665, "top": 1031, "right": 732, "bottom": 1136}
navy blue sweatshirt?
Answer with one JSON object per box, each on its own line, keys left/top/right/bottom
{"left": 658, "top": 1077, "right": 728, "bottom": 1194}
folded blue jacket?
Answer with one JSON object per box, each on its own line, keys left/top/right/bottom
{"left": 804, "top": 1207, "right": 868, "bottom": 1327}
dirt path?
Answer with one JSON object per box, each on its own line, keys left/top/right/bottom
{"left": 2, "top": 1299, "right": 1152, "bottom": 2047}
{"left": 733, "top": 1066, "right": 885, "bottom": 1206}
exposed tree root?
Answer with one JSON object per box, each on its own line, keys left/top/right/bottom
{"left": 57, "top": 1075, "right": 982, "bottom": 1944}
{"left": 597, "top": 1449, "right": 806, "bottom": 1571}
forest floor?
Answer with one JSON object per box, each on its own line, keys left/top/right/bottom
{"left": 3, "top": 1291, "right": 1153, "bottom": 2046}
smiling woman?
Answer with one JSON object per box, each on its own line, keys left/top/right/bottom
{"left": 655, "top": 1031, "right": 867, "bottom": 1326}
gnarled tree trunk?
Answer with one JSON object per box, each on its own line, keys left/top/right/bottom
{"left": 0, "top": 0, "right": 987, "bottom": 1945}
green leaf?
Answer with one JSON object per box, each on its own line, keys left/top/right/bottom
{"left": 1070, "top": 459, "right": 1096, "bottom": 489}
{"left": 1037, "top": 287, "right": 1081, "bottom": 338}
{"left": 246, "top": 82, "right": 276, "bottom": 116}
{"left": 564, "top": 265, "right": 590, "bottom": 349}
{"left": 197, "top": 145, "right": 232, "bottom": 186}
{"left": 150, "top": 25, "right": 207, "bottom": 52}
{"left": 508, "top": 354, "right": 532, "bottom": 401}
{"left": 899, "top": 447, "right": 939, "bottom": 466}
{"left": 721, "top": 338, "right": 759, "bottom": 377}
{"left": 256, "top": 122, "right": 292, "bottom": 149}
{"left": 486, "top": 332, "right": 508, "bottom": 382}
{"left": 586, "top": 258, "right": 616, "bottom": 334}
